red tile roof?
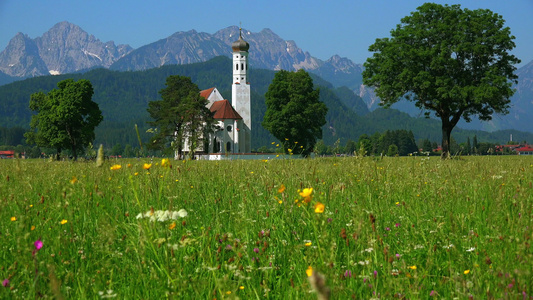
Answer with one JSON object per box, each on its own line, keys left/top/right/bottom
{"left": 200, "top": 87, "right": 215, "bottom": 100}
{"left": 515, "top": 146, "right": 533, "bottom": 152}
{"left": 210, "top": 100, "right": 242, "bottom": 120}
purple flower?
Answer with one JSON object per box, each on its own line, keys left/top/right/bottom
{"left": 327, "top": 218, "right": 332, "bottom": 223}
{"left": 395, "top": 223, "right": 400, "bottom": 227}
{"left": 2, "top": 279, "right": 8, "bottom": 287}
{"left": 386, "top": 227, "right": 390, "bottom": 231}
{"left": 430, "top": 290, "right": 435, "bottom": 296}
{"left": 396, "top": 253, "right": 401, "bottom": 259}
{"left": 344, "top": 270, "right": 352, "bottom": 278}
{"left": 225, "top": 244, "right": 232, "bottom": 250}
{"left": 34, "top": 240, "right": 43, "bottom": 250}
{"left": 373, "top": 270, "right": 378, "bottom": 278}
{"left": 253, "top": 248, "right": 259, "bottom": 253}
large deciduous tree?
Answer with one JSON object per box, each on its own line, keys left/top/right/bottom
{"left": 362, "top": 3, "right": 520, "bottom": 158}
{"left": 147, "top": 75, "right": 214, "bottom": 158}
{"left": 25, "top": 79, "right": 103, "bottom": 160}
{"left": 262, "top": 69, "right": 327, "bottom": 156}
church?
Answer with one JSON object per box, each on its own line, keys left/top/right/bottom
{"left": 182, "top": 28, "right": 251, "bottom": 157}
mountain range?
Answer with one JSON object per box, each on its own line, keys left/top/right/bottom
{"left": 0, "top": 21, "right": 531, "bottom": 133}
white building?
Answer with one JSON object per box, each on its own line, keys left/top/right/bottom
{"left": 181, "top": 28, "right": 251, "bottom": 157}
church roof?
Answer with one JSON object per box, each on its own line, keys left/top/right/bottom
{"left": 200, "top": 87, "right": 215, "bottom": 99}
{"left": 232, "top": 28, "right": 250, "bottom": 52}
{"left": 210, "top": 100, "right": 243, "bottom": 120}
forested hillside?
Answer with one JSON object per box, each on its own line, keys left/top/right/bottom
{"left": 0, "top": 56, "right": 531, "bottom": 152}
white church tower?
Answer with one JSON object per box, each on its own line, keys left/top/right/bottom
{"left": 231, "top": 28, "right": 251, "bottom": 153}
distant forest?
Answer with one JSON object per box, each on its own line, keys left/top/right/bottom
{"left": 0, "top": 56, "right": 531, "bottom": 156}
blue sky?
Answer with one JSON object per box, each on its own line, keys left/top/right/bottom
{"left": 1, "top": 0, "right": 532, "bottom": 67}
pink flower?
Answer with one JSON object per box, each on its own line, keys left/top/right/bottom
{"left": 2, "top": 279, "right": 8, "bottom": 287}
{"left": 34, "top": 240, "right": 43, "bottom": 250}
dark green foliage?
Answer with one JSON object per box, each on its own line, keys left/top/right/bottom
{"left": 262, "top": 70, "right": 327, "bottom": 155}
{"left": 363, "top": 3, "right": 520, "bottom": 158}
{"left": 147, "top": 75, "right": 214, "bottom": 158}
{"left": 25, "top": 79, "right": 103, "bottom": 159}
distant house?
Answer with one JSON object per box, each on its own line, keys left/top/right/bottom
{"left": 0, "top": 150, "right": 15, "bottom": 158}
{"left": 515, "top": 145, "right": 533, "bottom": 155}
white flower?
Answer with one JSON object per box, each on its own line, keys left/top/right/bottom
{"left": 466, "top": 247, "right": 476, "bottom": 252}
{"left": 172, "top": 209, "right": 188, "bottom": 219}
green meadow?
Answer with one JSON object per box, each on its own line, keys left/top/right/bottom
{"left": 1, "top": 156, "right": 531, "bottom": 299}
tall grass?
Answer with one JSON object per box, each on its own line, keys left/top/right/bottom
{"left": 1, "top": 156, "right": 531, "bottom": 299}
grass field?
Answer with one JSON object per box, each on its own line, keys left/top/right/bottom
{"left": 1, "top": 156, "right": 532, "bottom": 299}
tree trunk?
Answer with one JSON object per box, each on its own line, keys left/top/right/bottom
{"left": 55, "top": 148, "right": 62, "bottom": 161}
{"left": 441, "top": 122, "right": 452, "bottom": 159}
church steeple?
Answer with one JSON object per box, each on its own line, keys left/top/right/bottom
{"left": 231, "top": 27, "right": 251, "bottom": 153}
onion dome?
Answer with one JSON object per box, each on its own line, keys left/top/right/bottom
{"left": 231, "top": 28, "right": 249, "bottom": 52}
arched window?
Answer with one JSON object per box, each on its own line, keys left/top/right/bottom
{"left": 226, "top": 141, "right": 231, "bottom": 152}
{"left": 236, "top": 64, "right": 239, "bottom": 70}
{"left": 241, "top": 63, "right": 244, "bottom": 71}
{"left": 227, "top": 125, "right": 232, "bottom": 132}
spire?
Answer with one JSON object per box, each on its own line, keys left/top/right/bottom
{"left": 231, "top": 27, "right": 249, "bottom": 52}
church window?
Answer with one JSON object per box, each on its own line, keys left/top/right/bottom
{"left": 226, "top": 141, "right": 231, "bottom": 152}
{"left": 241, "top": 63, "right": 244, "bottom": 70}
{"left": 236, "top": 64, "right": 239, "bottom": 70}
{"left": 227, "top": 125, "right": 232, "bottom": 132}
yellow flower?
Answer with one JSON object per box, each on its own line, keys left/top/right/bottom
{"left": 276, "top": 144, "right": 279, "bottom": 147}
{"left": 127, "top": 163, "right": 132, "bottom": 168}
{"left": 299, "top": 188, "right": 313, "bottom": 198}
{"left": 278, "top": 184, "right": 286, "bottom": 193}
{"left": 60, "top": 219, "right": 68, "bottom": 225}
{"left": 278, "top": 200, "right": 283, "bottom": 204}
{"left": 314, "top": 202, "right": 325, "bottom": 213}
{"left": 305, "top": 241, "right": 312, "bottom": 247}
{"left": 169, "top": 222, "right": 176, "bottom": 230}
{"left": 300, "top": 187, "right": 313, "bottom": 203}
{"left": 225, "top": 291, "right": 231, "bottom": 295}
{"left": 239, "top": 286, "right": 244, "bottom": 290}
{"left": 70, "top": 176, "right": 78, "bottom": 184}
{"left": 464, "top": 269, "right": 470, "bottom": 275}
{"left": 271, "top": 142, "right": 275, "bottom": 144}
{"left": 110, "top": 164, "right": 121, "bottom": 170}
{"left": 161, "top": 158, "right": 171, "bottom": 167}
{"left": 143, "top": 163, "right": 152, "bottom": 170}
{"left": 306, "top": 266, "right": 313, "bottom": 277}
{"left": 31, "top": 225, "right": 36, "bottom": 231}
{"left": 134, "top": 172, "right": 139, "bottom": 176}
{"left": 408, "top": 265, "right": 417, "bottom": 270}
{"left": 10, "top": 216, "right": 16, "bottom": 221}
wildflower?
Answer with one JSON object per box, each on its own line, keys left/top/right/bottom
{"left": 143, "top": 163, "right": 152, "bottom": 170}
{"left": 304, "top": 240, "right": 312, "bottom": 247}
{"left": 127, "top": 163, "right": 132, "bottom": 168}
{"left": 10, "top": 216, "right": 16, "bottom": 222}
{"left": 373, "top": 270, "right": 378, "bottom": 278}
{"left": 300, "top": 187, "right": 313, "bottom": 203}
{"left": 395, "top": 202, "right": 400, "bottom": 206}
{"left": 34, "top": 240, "right": 43, "bottom": 250}
{"left": 239, "top": 286, "right": 245, "bottom": 290}
{"left": 226, "top": 291, "right": 231, "bottom": 295}
{"left": 169, "top": 222, "right": 176, "bottom": 230}
{"left": 408, "top": 265, "right": 417, "bottom": 270}
{"left": 70, "top": 176, "right": 78, "bottom": 184}
{"left": 110, "top": 164, "right": 121, "bottom": 170}
{"left": 278, "top": 184, "right": 286, "bottom": 193}
{"left": 134, "top": 172, "right": 139, "bottom": 176}
{"left": 464, "top": 269, "right": 470, "bottom": 275}
{"left": 395, "top": 223, "right": 400, "bottom": 227}
{"left": 344, "top": 270, "right": 352, "bottom": 278}
{"left": 396, "top": 253, "right": 401, "bottom": 259}
{"left": 430, "top": 290, "right": 436, "bottom": 296}
{"left": 2, "top": 279, "right": 9, "bottom": 287}
{"left": 31, "top": 225, "right": 36, "bottom": 231}
{"left": 161, "top": 158, "right": 171, "bottom": 167}
{"left": 253, "top": 248, "right": 259, "bottom": 253}
{"left": 385, "top": 227, "right": 391, "bottom": 231}
{"left": 314, "top": 202, "right": 325, "bottom": 213}
{"left": 466, "top": 247, "right": 476, "bottom": 252}
{"left": 60, "top": 219, "right": 68, "bottom": 225}
{"left": 306, "top": 266, "right": 313, "bottom": 277}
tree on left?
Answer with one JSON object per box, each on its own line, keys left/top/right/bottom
{"left": 25, "top": 79, "right": 103, "bottom": 160}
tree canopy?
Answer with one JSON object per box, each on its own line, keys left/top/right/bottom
{"left": 147, "top": 75, "right": 214, "bottom": 158}
{"left": 25, "top": 79, "right": 103, "bottom": 159}
{"left": 262, "top": 69, "right": 327, "bottom": 156}
{"left": 363, "top": 3, "right": 520, "bottom": 158}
